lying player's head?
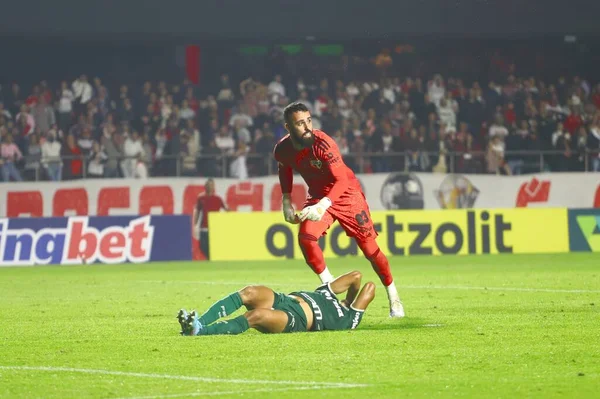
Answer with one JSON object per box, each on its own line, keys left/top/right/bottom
{"left": 283, "top": 102, "right": 315, "bottom": 149}
{"left": 205, "top": 178, "right": 215, "bottom": 195}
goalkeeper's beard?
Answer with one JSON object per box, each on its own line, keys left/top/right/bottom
{"left": 292, "top": 130, "right": 315, "bottom": 149}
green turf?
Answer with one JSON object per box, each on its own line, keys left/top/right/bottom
{"left": 0, "top": 253, "right": 599, "bottom": 398}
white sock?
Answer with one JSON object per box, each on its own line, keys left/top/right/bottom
{"left": 385, "top": 281, "right": 400, "bottom": 303}
{"left": 318, "top": 267, "right": 334, "bottom": 284}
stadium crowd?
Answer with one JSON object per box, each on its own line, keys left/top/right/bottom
{"left": 1, "top": 48, "right": 600, "bottom": 182}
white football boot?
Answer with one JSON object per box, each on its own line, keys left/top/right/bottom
{"left": 389, "top": 299, "right": 405, "bottom": 318}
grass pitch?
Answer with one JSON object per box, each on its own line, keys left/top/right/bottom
{"left": 0, "top": 253, "right": 599, "bottom": 398}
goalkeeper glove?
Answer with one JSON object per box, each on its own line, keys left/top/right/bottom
{"left": 282, "top": 194, "right": 299, "bottom": 224}
{"left": 298, "top": 197, "right": 332, "bottom": 222}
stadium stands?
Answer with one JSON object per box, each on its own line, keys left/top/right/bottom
{"left": 1, "top": 43, "right": 599, "bottom": 181}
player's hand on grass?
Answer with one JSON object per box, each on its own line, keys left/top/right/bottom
{"left": 282, "top": 195, "right": 300, "bottom": 224}
{"left": 298, "top": 197, "right": 332, "bottom": 222}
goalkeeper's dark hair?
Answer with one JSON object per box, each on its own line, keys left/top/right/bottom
{"left": 283, "top": 102, "right": 310, "bottom": 124}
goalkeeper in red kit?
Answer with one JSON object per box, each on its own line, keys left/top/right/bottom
{"left": 273, "top": 102, "right": 405, "bottom": 317}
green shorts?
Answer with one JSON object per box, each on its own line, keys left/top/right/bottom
{"left": 272, "top": 292, "right": 308, "bottom": 333}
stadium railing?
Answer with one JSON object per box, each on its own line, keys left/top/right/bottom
{"left": 3, "top": 149, "right": 599, "bottom": 181}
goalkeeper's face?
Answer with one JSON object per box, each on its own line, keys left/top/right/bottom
{"left": 286, "top": 111, "right": 315, "bottom": 150}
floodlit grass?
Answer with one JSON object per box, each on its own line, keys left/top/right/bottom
{"left": 0, "top": 253, "right": 598, "bottom": 398}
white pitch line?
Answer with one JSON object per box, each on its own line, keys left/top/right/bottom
{"left": 114, "top": 386, "right": 334, "bottom": 399}
{"left": 0, "top": 366, "right": 367, "bottom": 389}
{"left": 138, "top": 280, "right": 600, "bottom": 294}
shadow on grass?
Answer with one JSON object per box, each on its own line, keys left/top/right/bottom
{"left": 358, "top": 317, "right": 443, "bottom": 331}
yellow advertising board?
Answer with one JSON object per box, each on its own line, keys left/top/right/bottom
{"left": 209, "top": 208, "right": 569, "bottom": 261}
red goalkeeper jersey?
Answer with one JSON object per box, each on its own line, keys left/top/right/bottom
{"left": 273, "top": 129, "right": 361, "bottom": 203}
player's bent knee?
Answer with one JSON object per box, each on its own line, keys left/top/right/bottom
{"left": 360, "top": 282, "right": 376, "bottom": 301}
{"left": 350, "top": 270, "right": 362, "bottom": 281}
{"left": 244, "top": 309, "right": 267, "bottom": 327}
{"left": 239, "top": 285, "right": 260, "bottom": 303}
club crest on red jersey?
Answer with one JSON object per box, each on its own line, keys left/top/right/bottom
{"left": 310, "top": 159, "right": 323, "bottom": 169}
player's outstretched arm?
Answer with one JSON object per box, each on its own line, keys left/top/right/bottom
{"left": 278, "top": 162, "right": 299, "bottom": 224}
{"left": 330, "top": 271, "right": 362, "bottom": 305}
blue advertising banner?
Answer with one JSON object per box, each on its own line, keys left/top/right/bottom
{"left": 0, "top": 215, "right": 192, "bottom": 266}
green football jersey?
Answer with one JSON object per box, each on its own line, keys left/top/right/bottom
{"left": 289, "top": 283, "right": 364, "bottom": 331}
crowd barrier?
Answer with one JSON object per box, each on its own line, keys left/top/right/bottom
{"left": 1, "top": 173, "right": 599, "bottom": 265}
{"left": 1, "top": 173, "right": 599, "bottom": 217}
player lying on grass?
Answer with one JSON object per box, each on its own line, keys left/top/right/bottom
{"left": 177, "top": 271, "right": 375, "bottom": 336}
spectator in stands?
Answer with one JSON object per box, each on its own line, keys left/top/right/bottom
{"left": 0, "top": 102, "right": 12, "bottom": 120}
{"left": 574, "top": 126, "right": 589, "bottom": 171}
{"left": 141, "top": 133, "right": 154, "bottom": 172}
{"left": 3, "top": 44, "right": 599, "bottom": 180}
{"left": 564, "top": 107, "right": 583, "bottom": 135}
{"left": 489, "top": 115, "right": 509, "bottom": 139}
{"left": 216, "top": 77, "right": 235, "bottom": 118}
{"left": 437, "top": 98, "right": 456, "bottom": 131}
{"left": 87, "top": 141, "right": 108, "bottom": 178}
{"left": 77, "top": 127, "right": 94, "bottom": 156}
{"left": 161, "top": 95, "right": 175, "bottom": 125}
{"left": 24, "top": 133, "right": 42, "bottom": 181}
{"left": 1, "top": 133, "right": 23, "bottom": 182}
{"left": 268, "top": 74, "right": 286, "bottom": 99}
{"left": 72, "top": 75, "right": 93, "bottom": 116}
{"left": 120, "top": 98, "right": 135, "bottom": 125}
{"left": 32, "top": 96, "right": 56, "bottom": 135}
{"left": 504, "top": 102, "right": 517, "bottom": 128}
{"left": 215, "top": 124, "right": 235, "bottom": 155}
{"left": 63, "top": 134, "right": 83, "bottom": 180}
{"left": 16, "top": 104, "right": 35, "bottom": 137}
{"left": 101, "top": 126, "right": 121, "bottom": 177}
{"left": 200, "top": 139, "right": 222, "bottom": 177}
{"left": 427, "top": 74, "right": 445, "bottom": 106}
{"left": 230, "top": 103, "right": 253, "bottom": 129}
{"left": 57, "top": 81, "right": 74, "bottom": 132}
{"left": 588, "top": 121, "right": 600, "bottom": 172}
{"left": 505, "top": 120, "right": 530, "bottom": 175}
{"left": 229, "top": 141, "right": 249, "bottom": 179}
{"left": 233, "top": 118, "right": 251, "bottom": 146}
{"left": 405, "top": 127, "right": 428, "bottom": 172}
{"left": 180, "top": 131, "right": 198, "bottom": 177}
{"left": 184, "top": 119, "right": 201, "bottom": 150}
{"left": 487, "top": 135, "right": 511, "bottom": 175}
{"left": 134, "top": 153, "right": 148, "bottom": 178}
{"left": 551, "top": 122, "right": 572, "bottom": 171}
{"left": 122, "top": 130, "right": 145, "bottom": 178}
{"left": 253, "top": 127, "right": 275, "bottom": 176}
{"left": 431, "top": 128, "right": 452, "bottom": 174}
{"left": 180, "top": 99, "right": 195, "bottom": 121}
{"left": 454, "top": 129, "right": 482, "bottom": 174}
{"left": 41, "top": 131, "right": 62, "bottom": 181}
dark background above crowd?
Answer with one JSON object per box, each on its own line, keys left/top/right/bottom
{"left": 2, "top": 0, "right": 599, "bottom": 41}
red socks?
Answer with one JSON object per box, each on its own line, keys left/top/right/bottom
{"left": 298, "top": 234, "right": 393, "bottom": 287}
{"left": 298, "top": 233, "right": 326, "bottom": 274}
{"left": 357, "top": 240, "right": 394, "bottom": 286}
